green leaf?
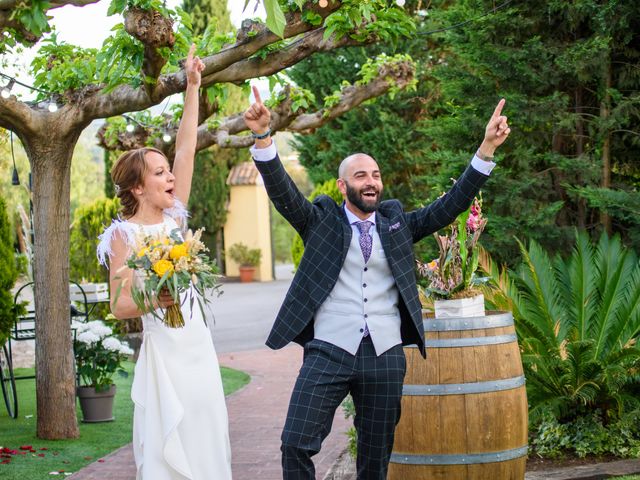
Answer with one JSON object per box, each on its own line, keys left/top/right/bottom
{"left": 263, "top": 0, "right": 286, "bottom": 38}
{"left": 107, "top": 0, "right": 127, "bottom": 16}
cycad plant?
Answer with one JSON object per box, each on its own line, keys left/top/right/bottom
{"left": 481, "top": 230, "right": 640, "bottom": 426}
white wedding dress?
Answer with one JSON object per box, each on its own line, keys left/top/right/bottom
{"left": 98, "top": 210, "right": 232, "bottom": 480}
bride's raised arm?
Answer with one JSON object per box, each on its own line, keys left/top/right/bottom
{"left": 171, "top": 44, "right": 204, "bottom": 207}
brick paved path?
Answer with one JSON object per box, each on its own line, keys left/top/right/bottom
{"left": 69, "top": 346, "right": 350, "bottom": 480}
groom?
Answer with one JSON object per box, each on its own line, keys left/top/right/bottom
{"left": 244, "top": 87, "right": 510, "bottom": 479}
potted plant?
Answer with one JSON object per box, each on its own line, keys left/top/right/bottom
{"left": 228, "top": 242, "right": 262, "bottom": 283}
{"left": 416, "top": 196, "right": 488, "bottom": 318}
{"left": 72, "top": 320, "right": 133, "bottom": 422}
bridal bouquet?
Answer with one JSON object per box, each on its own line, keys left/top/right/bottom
{"left": 123, "top": 228, "right": 220, "bottom": 328}
{"left": 417, "top": 195, "right": 488, "bottom": 299}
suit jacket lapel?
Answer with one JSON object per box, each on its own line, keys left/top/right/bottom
{"left": 340, "top": 207, "right": 353, "bottom": 258}
{"left": 377, "top": 214, "right": 392, "bottom": 258}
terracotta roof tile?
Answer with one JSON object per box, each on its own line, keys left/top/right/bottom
{"left": 227, "top": 161, "right": 261, "bottom": 186}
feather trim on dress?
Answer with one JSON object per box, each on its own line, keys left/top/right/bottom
{"left": 96, "top": 198, "right": 190, "bottom": 267}
{"left": 165, "top": 198, "right": 190, "bottom": 230}
{"left": 96, "top": 219, "right": 137, "bottom": 267}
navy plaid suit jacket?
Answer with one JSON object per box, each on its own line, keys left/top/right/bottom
{"left": 254, "top": 155, "right": 489, "bottom": 358}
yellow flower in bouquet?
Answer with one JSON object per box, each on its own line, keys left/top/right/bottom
{"left": 169, "top": 244, "right": 188, "bottom": 260}
{"left": 152, "top": 259, "right": 174, "bottom": 277}
{"left": 122, "top": 228, "right": 220, "bottom": 328}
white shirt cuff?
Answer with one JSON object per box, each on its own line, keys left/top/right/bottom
{"left": 471, "top": 154, "right": 496, "bottom": 176}
{"left": 250, "top": 142, "right": 278, "bottom": 162}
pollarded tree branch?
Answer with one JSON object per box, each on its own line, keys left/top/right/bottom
{"left": 0, "top": 95, "right": 43, "bottom": 135}
{"left": 77, "top": 5, "right": 343, "bottom": 122}
{"left": 81, "top": 25, "right": 376, "bottom": 123}
{"left": 122, "top": 7, "right": 175, "bottom": 97}
{"left": 97, "top": 60, "right": 414, "bottom": 153}
{"left": 1, "top": 2, "right": 342, "bottom": 132}
{"left": 202, "top": 60, "right": 415, "bottom": 149}
{"left": 86, "top": 2, "right": 342, "bottom": 108}
{"left": 201, "top": 28, "right": 377, "bottom": 85}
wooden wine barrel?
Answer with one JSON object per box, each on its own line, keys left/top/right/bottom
{"left": 388, "top": 311, "right": 528, "bottom": 480}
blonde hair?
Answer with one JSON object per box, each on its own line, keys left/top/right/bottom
{"left": 111, "top": 147, "right": 168, "bottom": 218}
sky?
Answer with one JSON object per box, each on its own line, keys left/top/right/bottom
{"left": 5, "top": 0, "right": 266, "bottom": 100}
{"left": 46, "top": 0, "right": 265, "bottom": 48}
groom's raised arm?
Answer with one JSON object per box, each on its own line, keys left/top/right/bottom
{"left": 244, "top": 86, "right": 316, "bottom": 236}
{"left": 405, "top": 99, "right": 511, "bottom": 242}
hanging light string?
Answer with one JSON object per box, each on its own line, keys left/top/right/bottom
{"left": 121, "top": 113, "right": 174, "bottom": 143}
{"left": 0, "top": 71, "right": 59, "bottom": 112}
{"left": 416, "top": 0, "right": 515, "bottom": 36}
{"left": 0, "top": 70, "right": 172, "bottom": 139}
{"left": 0, "top": 71, "right": 51, "bottom": 95}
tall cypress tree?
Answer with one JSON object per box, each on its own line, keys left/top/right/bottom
{"left": 182, "top": 0, "right": 248, "bottom": 263}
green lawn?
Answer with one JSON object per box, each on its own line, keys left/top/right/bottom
{"left": 0, "top": 363, "right": 249, "bottom": 480}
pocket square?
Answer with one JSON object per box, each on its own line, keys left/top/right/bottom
{"left": 389, "top": 222, "right": 401, "bottom": 231}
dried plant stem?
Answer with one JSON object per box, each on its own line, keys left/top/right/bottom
{"left": 164, "top": 304, "right": 185, "bottom": 328}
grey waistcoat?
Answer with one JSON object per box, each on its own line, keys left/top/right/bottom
{"left": 313, "top": 226, "right": 402, "bottom": 356}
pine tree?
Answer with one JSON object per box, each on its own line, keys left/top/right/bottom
{"left": 419, "top": 0, "right": 640, "bottom": 261}
{"left": 182, "top": 0, "right": 247, "bottom": 263}
{"left": 290, "top": 1, "right": 640, "bottom": 264}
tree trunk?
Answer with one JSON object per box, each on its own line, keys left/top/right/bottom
{"left": 23, "top": 131, "right": 82, "bottom": 439}
{"left": 551, "top": 132, "right": 569, "bottom": 227}
{"left": 600, "top": 61, "right": 612, "bottom": 235}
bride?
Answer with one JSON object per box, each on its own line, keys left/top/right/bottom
{"left": 97, "top": 44, "right": 232, "bottom": 480}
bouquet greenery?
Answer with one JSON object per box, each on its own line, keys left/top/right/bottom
{"left": 417, "top": 196, "right": 488, "bottom": 299}
{"left": 123, "top": 227, "right": 220, "bottom": 328}
{"left": 73, "top": 320, "right": 133, "bottom": 392}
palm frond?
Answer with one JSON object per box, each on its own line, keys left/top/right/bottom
{"left": 567, "top": 229, "right": 598, "bottom": 342}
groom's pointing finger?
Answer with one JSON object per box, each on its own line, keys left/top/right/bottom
{"left": 252, "top": 85, "right": 263, "bottom": 105}
{"left": 491, "top": 98, "right": 506, "bottom": 119}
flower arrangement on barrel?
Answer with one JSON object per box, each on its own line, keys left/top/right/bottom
{"left": 120, "top": 227, "right": 221, "bottom": 328}
{"left": 416, "top": 195, "right": 488, "bottom": 317}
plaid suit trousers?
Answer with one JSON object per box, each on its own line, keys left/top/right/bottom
{"left": 281, "top": 337, "right": 406, "bottom": 480}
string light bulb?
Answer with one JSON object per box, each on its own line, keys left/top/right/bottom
{"left": 10, "top": 131, "right": 19, "bottom": 186}
{"left": 125, "top": 123, "right": 135, "bottom": 133}
{"left": 47, "top": 102, "right": 58, "bottom": 112}
{"left": 1, "top": 79, "right": 15, "bottom": 99}
{"left": 162, "top": 133, "right": 172, "bottom": 143}
{"left": 396, "top": 0, "right": 406, "bottom": 5}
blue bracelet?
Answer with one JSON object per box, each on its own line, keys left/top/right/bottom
{"left": 251, "top": 129, "right": 271, "bottom": 140}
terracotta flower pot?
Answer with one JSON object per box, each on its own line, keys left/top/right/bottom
{"left": 77, "top": 384, "right": 116, "bottom": 423}
{"left": 239, "top": 266, "right": 256, "bottom": 283}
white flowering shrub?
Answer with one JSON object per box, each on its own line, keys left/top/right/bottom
{"left": 72, "top": 320, "right": 133, "bottom": 391}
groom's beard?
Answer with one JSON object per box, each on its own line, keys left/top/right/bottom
{"left": 345, "top": 181, "right": 382, "bottom": 213}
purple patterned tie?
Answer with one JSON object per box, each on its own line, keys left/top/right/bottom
{"left": 355, "top": 221, "right": 374, "bottom": 263}
{"left": 355, "top": 221, "right": 373, "bottom": 337}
